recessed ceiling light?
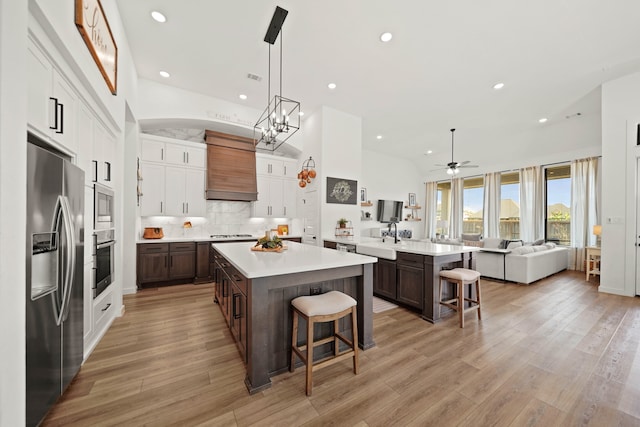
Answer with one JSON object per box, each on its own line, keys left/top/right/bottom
{"left": 380, "top": 32, "right": 393, "bottom": 42}
{"left": 151, "top": 11, "right": 166, "bottom": 23}
{"left": 539, "top": 117, "right": 548, "bottom": 123}
{"left": 159, "top": 71, "right": 170, "bottom": 78}
{"left": 493, "top": 82, "right": 505, "bottom": 90}
{"left": 298, "top": 111, "right": 305, "bottom": 116}
{"left": 239, "top": 94, "right": 247, "bottom": 100}
{"left": 376, "top": 135, "right": 382, "bottom": 140}
{"left": 427, "top": 150, "right": 433, "bottom": 154}
{"left": 328, "top": 83, "right": 337, "bottom": 90}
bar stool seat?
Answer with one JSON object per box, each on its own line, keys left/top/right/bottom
{"left": 439, "top": 268, "right": 482, "bottom": 328}
{"left": 290, "top": 291, "right": 359, "bottom": 395}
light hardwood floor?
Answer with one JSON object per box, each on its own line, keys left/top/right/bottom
{"left": 44, "top": 271, "right": 640, "bottom": 426}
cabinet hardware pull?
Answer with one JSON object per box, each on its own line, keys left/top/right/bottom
{"left": 56, "top": 102, "right": 64, "bottom": 134}
{"left": 105, "top": 162, "right": 111, "bottom": 181}
{"left": 186, "top": 202, "right": 189, "bottom": 213}
{"left": 49, "top": 97, "right": 58, "bottom": 130}
{"left": 165, "top": 255, "right": 167, "bottom": 268}
{"left": 160, "top": 201, "right": 163, "bottom": 213}
{"left": 161, "top": 148, "right": 164, "bottom": 161}
{"left": 101, "top": 303, "right": 111, "bottom": 312}
{"left": 92, "top": 160, "right": 98, "bottom": 182}
{"left": 186, "top": 152, "right": 189, "bottom": 163}
{"left": 233, "top": 294, "right": 241, "bottom": 319}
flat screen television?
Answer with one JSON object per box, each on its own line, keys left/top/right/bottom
{"left": 377, "top": 199, "right": 403, "bottom": 223}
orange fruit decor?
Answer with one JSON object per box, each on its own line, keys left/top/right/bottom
{"left": 299, "top": 180, "right": 307, "bottom": 188}
{"left": 308, "top": 169, "right": 316, "bottom": 178}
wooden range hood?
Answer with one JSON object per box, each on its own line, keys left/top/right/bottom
{"left": 205, "top": 130, "right": 257, "bottom": 201}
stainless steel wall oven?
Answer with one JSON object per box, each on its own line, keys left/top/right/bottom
{"left": 93, "top": 229, "right": 115, "bottom": 298}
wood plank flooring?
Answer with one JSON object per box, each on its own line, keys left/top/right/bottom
{"left": 43, "top": 271, "right": 640, "bottom": 426}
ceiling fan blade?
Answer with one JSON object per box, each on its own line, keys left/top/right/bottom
{"left": 457, "top": 160, "right": 471, "bottom": 166}
{"left": 429, "top": 166, "right": 449, "bottom": 172}
{"left": 459, "top": 164, "right": 479, "bottom": 168}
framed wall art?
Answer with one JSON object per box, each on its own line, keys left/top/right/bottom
{"left": 326, "top": 177, "right": 357, "bottom": 205}
{"left": 409, "top": 193, "right": 416, "bottom": 206}
{"left": 75, "top": 0, "right": 118, "bottom": 95}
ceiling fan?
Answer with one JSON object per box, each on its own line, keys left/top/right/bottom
{"left": 431, "top": 128, "right": 478, "bottom": 175}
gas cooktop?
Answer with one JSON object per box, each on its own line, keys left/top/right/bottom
{"left": 210, "top": 234, "right": 253, "bottom": 238}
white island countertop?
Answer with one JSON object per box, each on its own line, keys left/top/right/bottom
{"left": 356, "top": 239, "right": 480, "bottom": 259}
{"left": 212, "top": 241, "right": 377, "bottom": 279}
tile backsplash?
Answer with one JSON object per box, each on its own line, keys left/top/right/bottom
{"left": 140, "top": 200, "right": 302, "bottom": 238}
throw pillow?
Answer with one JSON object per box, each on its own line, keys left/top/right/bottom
{"left": 545, "top": 242, "right": 557, "bottom": 249}
{"left": 507, "top": 241, "right": 523, "bottom": 249}
{"left": 463, "top": 240, "right": 484, "bottom": 247}
{"left": 483, "top": 237, "right": 503, "bottom": 249}
{"left": 511, "top": 246, "right": 534, "bottom": 255}
{"left": 461, "top": 233, "right": 482, "bottom": 242}
{"left": 499, "top": 239, "right": 509, "bottom": 249}
{"left": 533, "top": 239, "right": 545, "bottom": 245}
{"left": 533, "top": 245, "right": 548, "bottom": 252}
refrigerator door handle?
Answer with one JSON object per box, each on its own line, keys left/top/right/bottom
{"left": 52, "top": 195, "right": 76, "bottom": 325}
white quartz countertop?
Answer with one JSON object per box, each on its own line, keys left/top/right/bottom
{"left": 137, "top": 235, "right": 302, "bottom": 244}
{"left": 212, "top": 241, "right": 377, "bottom": 279}
{"left": 357, "top": 240, "right": 480, "bottom": 257}
{"left": 322, "top": 236, "right": 380, "bottom": 245}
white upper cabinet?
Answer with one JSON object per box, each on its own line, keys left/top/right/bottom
{"left": 139, "top": 163, "right": 166, "bottom": 216}
{"left": 139, "top": 134, "right": 207, "bottom": 217}
{"left": 27, "top": 38, "right": 78, "bottom": 154}
{"left": 255, "top": 154, "right": 298, "bottom": 178}
{"left": 93, "top": 122, "right": 115, "bottom": 188}
{"left": 253, "top": 154, "right": 298, "bottom": 218}
{"left": 140, "top": 135, "right": 206, "bottom": 168}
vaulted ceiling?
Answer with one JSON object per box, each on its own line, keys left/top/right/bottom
{"left": 116, "top": 0, "right": 640, "bottom": 176}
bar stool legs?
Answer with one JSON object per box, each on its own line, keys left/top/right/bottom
{"left": 290, "top": 291, "right": 359, "bottom": 396}
{"left": 438, "top": 268, "right": 482, "bottom": 328}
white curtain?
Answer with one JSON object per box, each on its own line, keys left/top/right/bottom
{"left": 483, "top": 172, "right": 501, "bottom": 238}
{"left": 571, "top": 157, "right": 599, "bottom": 271}
{"left": 424, "top": 181, "right": 438, "bottom": 240}
{"left": 520, "top": 166, "right": 545, "bottom": 242}
{"left": 450, "top": 177, "right": 464, "bottom": 239}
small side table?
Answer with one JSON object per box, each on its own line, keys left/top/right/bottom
{"left": 586, "top": 246, "right": 601, "bottom": 281}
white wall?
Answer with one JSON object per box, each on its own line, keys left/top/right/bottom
{"left": 315, "top": 107, "right": 363, "bottom": 240}
{"left": 600, "top": 72, "right": 640, "bottom": 297}
{"left": 0, "top": 1, "right": 27, "bottom": 424}
{"left": 361, "top": 149, "right": 425, "bottom": 239}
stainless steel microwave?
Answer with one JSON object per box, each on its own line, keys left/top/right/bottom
{"left": 94, "top": 183, "right": 114, "bottom": 230}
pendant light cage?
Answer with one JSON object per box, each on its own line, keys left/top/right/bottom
{"left": 253, "top": 6, "right": 301, "bottom": 152}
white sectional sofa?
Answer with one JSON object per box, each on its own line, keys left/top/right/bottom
{"left": 475, "top": 238, "right": 569, "bottom": 284}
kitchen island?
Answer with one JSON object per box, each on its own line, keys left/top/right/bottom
{"left": 356, "top": 240, "right": 480, "bottom": 323}
{"left": 211, "top": 241, "right": 377, "bottom": 394}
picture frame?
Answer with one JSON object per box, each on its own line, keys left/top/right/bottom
{"left": 360, "top": 187, "right": 367, "bottom": 202}
{"left": 408, "top": 193, "right": 416, "bottom": 206}
{"left": 326, "top": 177, "right": 358, "bottom": 205}
{"left": 75, "top": 0, "right": 118, "bottom": 95}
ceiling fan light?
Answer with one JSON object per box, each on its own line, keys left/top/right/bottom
{"left": 446, "top": 168, "right": 454, "bottom": 175}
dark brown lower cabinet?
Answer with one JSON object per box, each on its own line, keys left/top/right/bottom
{"left": 230, "top": 276, "right": 247, "bottom": 361}
{"left": 373, "top": 251, "right": 425, "bottom": 311}
{"left": 194, "top": 242, "right": 211, "bottom": 283}
{"left": 374, "top": 258, "right": 397, "bottom": 300}
{"left": 137, "top": 242, "right": 196, "bottom": 287}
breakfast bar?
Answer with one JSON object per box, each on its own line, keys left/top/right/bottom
{"left": 211, "top": 241, "right": 377, "bottom": 394}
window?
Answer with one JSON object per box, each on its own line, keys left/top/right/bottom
{"left": 500, "top": 172, "right": 520, "bottom": 239}
{"left": 463, "top": 177, "right": 484, "bottom": 236}
{"left": 545, "top": 165, "right": 571, "bottom": 245}
{"left": 436, "top": 181, "right": 451, "bottom": 237}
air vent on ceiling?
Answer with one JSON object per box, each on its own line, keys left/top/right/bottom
{"left": 247, "top": 73, "right": 262, "bottom": 82}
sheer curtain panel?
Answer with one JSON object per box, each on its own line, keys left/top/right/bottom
{"left": 450, "top": 178, "right": 464, "bottom": 239}
{"left": 483, "top": 172, "right": 501, "bottom": 238}
{"left": 571, "top": 157, "right": 599, "bottom": 271}
{"left": 424, "top": 181, "right": 438, "bottom": 240}
{"left": 520, "top": 166, "right": 545, "bottom": 242}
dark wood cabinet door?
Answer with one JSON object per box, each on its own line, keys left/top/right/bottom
{"left": 230, "top": 282, "right": 247, "bottom": 362}
{"left": 195, "top": 242, "right": 211, "bottom": 282}
{"left": 397, "top": 264, "right": 424, "bottom": 310}
{"left": 169, "top": 251, "right": 196, "bottom": 279}
{"left": 374, "top": 259, "right": 397, "bottom": 300}
{"left": 137, "top": 252, "right": 169, "bottom": 284}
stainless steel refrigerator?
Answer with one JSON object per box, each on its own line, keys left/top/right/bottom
{"left": 26, "top": 139, "right": 84, "bottom": 426}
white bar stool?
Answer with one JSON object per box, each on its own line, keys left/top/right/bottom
{"left": 438, "top": 268, "right": 482, "bottom": 328}
{"left": 290, "top": 290, "right": 359, "bottom": 395}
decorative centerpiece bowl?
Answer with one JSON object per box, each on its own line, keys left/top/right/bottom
{"left": 251, "top": 235, "right": 287, "bottom": 252}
